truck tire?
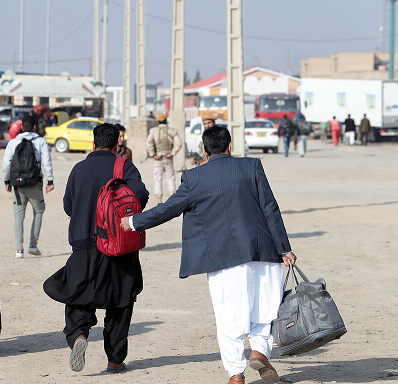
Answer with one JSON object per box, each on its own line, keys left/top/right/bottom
{"left": 262, "top": 148, "right": 269, "bottom": 153}
{"left": 55, "top": 138, "right": 69, "bottom": 153}
{"left": 272, "top": 147, "right": 279, "bottom": 153}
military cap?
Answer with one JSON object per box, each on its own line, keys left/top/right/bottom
{"left": 202, "top": 112, "right": 216, "bottom": 122}
{"left": 157, "top": 113, "right": 167, "bottom": 122}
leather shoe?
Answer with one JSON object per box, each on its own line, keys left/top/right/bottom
{"left": 227, "top": 374, "right": 245, "bottom": 383}
{"left": 106, "top": 362, "right": 127, "bottom": 373}
{"left": 249, "top": 350, "right": 278, "bottom": 382}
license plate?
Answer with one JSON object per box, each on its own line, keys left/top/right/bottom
{"left": 257, "top": 133, "right": 266, "bottom": 137}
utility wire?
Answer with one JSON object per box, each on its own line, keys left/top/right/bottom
{"left": 108, "top": 0, "right": 387, "bottom": 44}
{"left": 24, "top": 11, "right": 94, "bottom": 55}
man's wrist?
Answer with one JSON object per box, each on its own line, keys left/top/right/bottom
{"left": 47, "top": 180, "right": 54, "bottom": 186}
{"left": 128, "top": 216, "right": 136, "bottom": 231}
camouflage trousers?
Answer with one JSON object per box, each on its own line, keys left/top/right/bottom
{"left": 153, "top": 157, "right": 176, "bottom": 196}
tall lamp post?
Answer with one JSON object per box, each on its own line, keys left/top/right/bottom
{"left": 390, "top": 0, "right": 396, "bottom": 79}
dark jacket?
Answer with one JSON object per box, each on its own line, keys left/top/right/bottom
{"left": 359, "top": 118, "right": 371, "bottom": 133}
{"left": 132, "top": 154, "right": 291, "bottom": 278}
{"left": 64, "top": 150, "right": 149, "bottom": 251}
{"left": 116, "top": 145, "right": 133, "bottom": 162}
{"left": 278, "top": 119, "right": 296, "bottom": 138}
{"left": 344, "top": 118, "right": 356, "bottom": 132}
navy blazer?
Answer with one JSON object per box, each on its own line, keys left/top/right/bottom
{"left": 133, "top": 154, "right": 291, "bottom": 278}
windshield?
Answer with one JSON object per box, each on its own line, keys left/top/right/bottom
{"left": 199, "top": 96, "right": 227, "bottom": 109}
{"left": 245, "top": 121, "right": 274, "bottom": 129}
{"left": 259, "top": 98, "right": 299, "bottom": 112}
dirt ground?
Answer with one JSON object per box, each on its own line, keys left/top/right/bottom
{"left": 0, "top": 138, "right": 397, "bottom": 384}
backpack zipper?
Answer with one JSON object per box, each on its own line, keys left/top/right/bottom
{"left": 112, "top": 201, "right": 141, "bottom": 237}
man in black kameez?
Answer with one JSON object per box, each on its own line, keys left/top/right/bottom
{"left": 44, "top": 124, "right": 149, "bottom": 373}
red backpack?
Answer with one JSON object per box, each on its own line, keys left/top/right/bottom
{"left": 96, "top": 157, "right": 145, "bottom": 256}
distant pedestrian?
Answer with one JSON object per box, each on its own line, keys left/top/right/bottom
{"left": 114, "top": 123, "right": 133, "bottom": 162}
{"left": 147, "top": 111, "right": 156, "bottom": 119}
{"left": 359, "top": 114, "right": 371, "bottom": 146}
{"left": 278, "top": 115, "right": 296, "bottom": 157}
{"left": 295, "top": 116, "right": 312, "bottom": 157}
{"left": 343, "top": 114, "right": 356, "bottom": 146}
{"left": 190, "top": 112, "right": 216, "bottom": 165}
{"left": 146, "top": 113, "right": 182, "bottom": 204}
{"left": 330, "top": 116, "right": 341, "bottom": 146}
{"left": 2, "top": 116, "right": 54, "bottom": 259}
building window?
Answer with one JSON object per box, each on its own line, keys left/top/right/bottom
{"left": 39, "top": 97, "right": 49, "bottom": 105}
{"left": 23, "top": 97, "right": 33, "bottom": 106}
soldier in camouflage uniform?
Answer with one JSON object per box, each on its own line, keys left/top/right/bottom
{"left": 190, "top": 113, "right": 216, "bottom": 166}
{"left": 147, "top": 114, "right": 182, "bottom": 204}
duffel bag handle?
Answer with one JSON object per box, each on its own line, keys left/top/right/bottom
{"left": 283, "top": 262, "right": 311, "bottom": 293}
{"left": 291, "top": 262, "right": 310, "bottom": 283}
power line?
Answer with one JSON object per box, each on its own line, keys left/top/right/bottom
{"left": 25, "top": 11, "right": 94, "bottom": 55}
{"left": 0, "top": 57, "right": 91, "bottom": 65}
{"left": 108, "top": 0, "right": 389, "bottom": 44}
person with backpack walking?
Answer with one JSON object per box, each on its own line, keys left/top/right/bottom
{"left": 2, "top": 115, "right": 54, "bottom": 259}
{"left": 43, "top": 123, "right": 149, "bottom": 374}
{"left": 296, "top": 115, "right": 312, "bottom": 157}
{"left": 278, "top": 115, "right": 296, "bottom": 157}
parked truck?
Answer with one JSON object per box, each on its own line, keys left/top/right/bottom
{"left": 299, "top": 78, "right": 398, "bottom": 141}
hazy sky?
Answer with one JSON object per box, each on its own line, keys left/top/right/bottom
{"left": 0, "top": 0, "right": 390, "bottom": 88}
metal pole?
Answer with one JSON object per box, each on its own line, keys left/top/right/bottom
{"left": 123, "top": 0, "right": 131, "bottom": 127}
{"left": 136, "top": 0, "right": 146, "bottom": 117}
{"left": 169, "top": 0, "right": 186, "bottom": 171}
{"left": 93, "top": 0, "right": 100, "bottom": 81}
{"left": 390, "top": 0, "right": 396, "bottom": 79}
{"left": 18, "top": 0, "right": 24, "bottom": 72}
{"left": 227, "top": 0, "right": 245, "bottom": 157}
{"left": 45, "top": 0, "right": 50, "bottom": 75}
{"left": 101, "top": 0, "right": 108, "bottom": 85}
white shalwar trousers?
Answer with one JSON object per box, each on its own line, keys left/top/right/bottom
{"left": 207, "top": 261, "right": 284, "bottom": 377}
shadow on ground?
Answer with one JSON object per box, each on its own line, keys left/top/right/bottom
{"left": 249, "top": 357, "right": 398, "bottom": 383}
{"left": 0, "top": 321, "right": 162, "bottom": 357}
{"left": 142, "top": 242, "right": 182, "bottom": 252}
{"left": 288, "top": 231, "right": 326, "bottom": 239}
{"left": 282, "top": 201, "right": 398, "bottom": 215}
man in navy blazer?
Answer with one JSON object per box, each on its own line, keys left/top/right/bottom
{"left": 121, "top": 126, "right": 296, "bottom": 384}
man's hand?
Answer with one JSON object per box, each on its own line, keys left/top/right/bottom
{"left": 153, "top": 155, "right": 162, "bottom": 160}
{"left": 120, "top": 216, "right": 131, "bottom": 232}
{"left": 282, "top": 252, "right": 297, "bottom": 266}
{"left": 46, "top": 185, "right": 54, "bottom": 194}
{"left": 164, "top": 153, "right": 173, "bottom": 158}
{"left": 190, "top": 157, "right": 196, "bottom": 165}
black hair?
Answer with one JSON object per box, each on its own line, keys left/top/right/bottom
{"left": 22, "top": 115, "right": 36, "bottom": 132}
{"left": 202, "top": 125, "right": 231, "bottom": 157}
{"left": 333, "top": 116, "right": 336, "bottom": 119}
{"left": 93, "top": 123, "right": 119, "bottom": 150}
{"left": 348, "top": 114, "right": 351, "bottom": 117}
{"left": 114, "top": 123, "right": 126, "bottom": 132}
{"left": 283, "top": 114, "right": 288, "bottom": 119}
{"left": 158, "top": 120, "right": 167, "bottom": 125}
{"left": 364, "top": 114, "right": 367, "bottom": 117}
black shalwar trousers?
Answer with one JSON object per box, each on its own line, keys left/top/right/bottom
{"left": 64, "top": 300, "right": 134, "bottom": 364}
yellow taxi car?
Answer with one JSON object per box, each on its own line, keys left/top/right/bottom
{"left": 45, "top": 117, "right": 104, "bottom": 153}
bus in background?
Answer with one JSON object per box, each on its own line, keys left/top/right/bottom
{"left": 198, "top": 88, "right": 227, "bottom": 120}
{"left": 255, "top": 93, "right": 300, "bottom": 127}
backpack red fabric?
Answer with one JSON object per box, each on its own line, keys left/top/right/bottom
{"left": 96, "top": 157, "right": 145, "bottom": 256}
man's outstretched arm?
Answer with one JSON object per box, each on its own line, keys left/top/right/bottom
{"left": 121, "top": 173, "right": 190, "bottom": 232}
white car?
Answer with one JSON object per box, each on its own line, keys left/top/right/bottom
{"left": 245, "top": 118, "right": 279, "bottom": 153}
{"left": 185, "top": 116, "right": 204, "bottom": 153}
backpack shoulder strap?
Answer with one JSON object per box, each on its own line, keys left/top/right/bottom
{"left": 113, "top": 157, "right": 127, "bottom": 179}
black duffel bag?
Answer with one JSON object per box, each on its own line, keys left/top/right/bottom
{"left": 271, "top": 262, "right": 347, "bottom": 356}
